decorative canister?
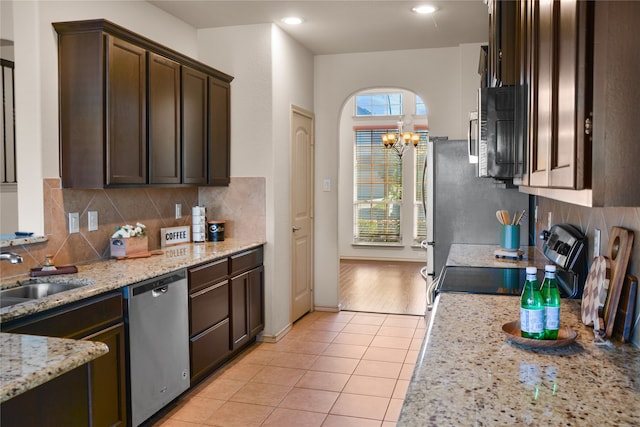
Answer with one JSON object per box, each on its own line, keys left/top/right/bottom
{"left": 207, "top": 220, "right": 225, "bottom": 242}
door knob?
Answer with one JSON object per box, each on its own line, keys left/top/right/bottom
{"left": 292, "top": 226, "right": 301, "bottom": 232}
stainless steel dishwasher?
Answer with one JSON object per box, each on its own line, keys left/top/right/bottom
{"left": 124, "top": 269, "right": 190, "bottom": 427}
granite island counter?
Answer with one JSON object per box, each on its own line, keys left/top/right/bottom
{"left": 398, "top": 293, "right": 640, "bottom": 426}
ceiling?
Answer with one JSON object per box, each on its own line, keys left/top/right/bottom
{"left": 148, "top": 0, "right": 489, "bottom": 55}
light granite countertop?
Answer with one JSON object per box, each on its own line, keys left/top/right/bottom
{"left": 0, "top": 238, "right": 264, "bottom": 402}
{"left": 0, "top": 333, "right": 108, "bottom": 403}
{"left": 0, "top": 238, "right": 265, "bottom": 323}
{"left": 399, "top": 293, "right": 640, "bottom": 426}
{"left": 446, "top": 243, "right": 549, "bottom": 269}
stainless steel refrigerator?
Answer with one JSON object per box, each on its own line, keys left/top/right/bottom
{"left": 424, "top": 138, "right": 531, "bottom": 278}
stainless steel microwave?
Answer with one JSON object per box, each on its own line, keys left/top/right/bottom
{"left": 468, "top": 86, "right": 526, "bottom": 180}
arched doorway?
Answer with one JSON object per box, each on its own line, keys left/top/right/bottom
{"left": 336, "top": 88, "right": 432, "bottom": 315}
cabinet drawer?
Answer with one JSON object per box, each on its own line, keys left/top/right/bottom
{"left": 190, "top": 318, "right": 230, "bottom": 383}
{"left": 189, "top": 258, "right": 228, "bottom": 293}
{"left": 1, "top": 291, "right": 123, "bottom": 339}
{"left": 229, "top": 246, "right": 263, "bottom": 277}
{"left": 189, "top": 281, "right": 229, "bottom": 336}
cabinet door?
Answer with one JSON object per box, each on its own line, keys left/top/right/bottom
{"left": 208, "top": 78, "right": 231, "bottom": 186}
{"left": 149, "top": 52, "right": 181, "bottom": 184}
{"left": 106, "top": 36, "right": 147, "bottom": 185}
{"left": 489, "top": 0, "right": 517, "bottom": 86}
{"left": 231, "top": 271, "right": 249, "bottom": 350}
{"left": 527, "top": 0, "right": 592, "bottom": 189}
{"left": 248, "top": 266, "right": 265, "bottom": 337}
{"left": 183, "top": 66, "right": 208, "bottom": 184}
{"left": 528, "top": 0, "right": 552, "bottom": 186}
{"left": 549, "top": 0, "right": 590, "bottom": 189}
{"left": 231, "top": 266, "right": 264, "bottom": 350}
{"left": 85, "top": 323, "right": 127, "bottom": 427}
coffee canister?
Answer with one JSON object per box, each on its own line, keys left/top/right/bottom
{"left": 207, "top": 220, "right": 225, "bottom": 242}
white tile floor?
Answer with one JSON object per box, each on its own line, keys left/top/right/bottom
{"left": 155, "top": 310, "right": 426, "bottom": 427}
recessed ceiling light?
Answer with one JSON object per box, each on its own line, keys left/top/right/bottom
{"left": 412, "top": 5, "right": 437, "bottom": 14}
{"left": 281, "top": 16, "right": 303, "bottom": 25}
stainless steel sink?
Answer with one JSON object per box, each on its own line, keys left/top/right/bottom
{"left": 0, "top": 282, "right": 89, "bottom": 308}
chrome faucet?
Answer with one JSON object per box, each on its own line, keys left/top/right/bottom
{"left": 0, "top": 252, "right": 24, "bottom": 264}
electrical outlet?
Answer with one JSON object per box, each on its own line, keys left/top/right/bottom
{"left": 68, "top": 212, "right": 80, "bottom": 234}
{"left": 547, "top": 211, "right": 553, "bottom": 230}
{"left": 594, "top": 228, "right": 601, "bottom": 258}
{"left": 175, "top": 204, "right": 182, "bottom": 219}
{"left": 323, "top": 178, "right": 331, "bottom": 192}
{"left": 88, "top": 211, "right": 98, "bottom": 231}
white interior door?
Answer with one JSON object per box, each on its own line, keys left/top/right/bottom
{"left": 291, "top": 106, "right": 314, "bottom": 322}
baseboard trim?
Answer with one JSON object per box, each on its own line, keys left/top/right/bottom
{"left": 257, "top": 323, "right": 292, "bottom": 343}
{"left": 314, "top": 305, "right": 340, "bottom": 313}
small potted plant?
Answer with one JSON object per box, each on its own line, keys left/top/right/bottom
{"left": 110, "top": 223, "right": 148, "bottom": 258}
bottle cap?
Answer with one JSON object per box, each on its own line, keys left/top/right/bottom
{"left": 545, "top": 264, "right": 556, "bottom": 272}
{"left": 526, "top": 266, "right": 537, "bottom": 274}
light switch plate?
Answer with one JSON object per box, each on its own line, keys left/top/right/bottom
{"left": 323, "top": 178, "right": 331, "bottom": 192}
{"left": 88, "top": 211, "right": 98, "bottom": 231}
{"left": 175, "top": 204, "right": 182, "bottom": 219}
{"left": 594, "top": 228, "right": 601, "bottom": 258}
{"left": 68, "top": 212, "right": 80, "bottom": 233}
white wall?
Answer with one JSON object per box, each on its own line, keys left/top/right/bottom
{"left": 197, "top": 24, "right": 314, "bottom": 338}
{"left": 12, "top": 0, "right": 197, "bottom": 234}
{"left": 314, "top": 43, "right": 484, "bottom": 309}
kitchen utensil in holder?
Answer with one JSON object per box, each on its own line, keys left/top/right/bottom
{"left": 192, "top": 206, "right": 206, "bottom": 242}
{"left": 500, "top": 224, "right": 520, "bottom": 251}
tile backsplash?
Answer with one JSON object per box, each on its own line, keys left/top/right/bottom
{"left": 1, "top": 177, "right": 265, "bottom": 279}
{"left": 535, "top": 197, "right": 640, "bottom": 347}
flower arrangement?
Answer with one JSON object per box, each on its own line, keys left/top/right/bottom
{"left": 110, "top": 223, "right": 148, "bottom": 258}
{"left": 111, "top": 223, "right": 147, "bottom": 239}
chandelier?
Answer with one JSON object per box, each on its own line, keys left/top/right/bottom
{"left": 381, "top": 118, "right": 420, "bottom": 158}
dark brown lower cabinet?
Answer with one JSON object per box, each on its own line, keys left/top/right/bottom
{"left": 1, "top": 364, "right": 90, "bottom": 427}
{"left": 188, "top": 246, "right": 265, "bottom": 384}
{"left": 189, "top": 277, "right": 231, "bottom": 384}
{"left": 231, "top": 265, "right": 265, "bottom": 351}
{"left": 85, "top": 323, "right": 127, "bottom": 427}
{"left": 190, "top": 318, "right": 231, "bottom": 383}
{"left": 0, "top": 291, "right": 127, "bottom": 427}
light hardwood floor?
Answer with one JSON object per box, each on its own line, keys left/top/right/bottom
{"left": 339, "top": 259, "right": 427, "bottom": 316}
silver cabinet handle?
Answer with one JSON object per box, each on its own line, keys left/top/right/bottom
{"left": 292, "top": 226, "right": 301, "bottom": 232}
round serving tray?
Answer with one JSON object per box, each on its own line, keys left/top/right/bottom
{"left": 502, "top": 321, "right": 577, "bottom": 348}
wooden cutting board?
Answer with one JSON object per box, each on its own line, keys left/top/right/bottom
{"left": 115, "top": 250, "right": 163, "bottom": 260}
{"left": 581, "top": 255, "right": 610, "bottom": 330}
{"left": 602, "top": 227, "right": 634, "bottom": 338}
{"left": 613, "top": 274, "right": 638, "bottom": 343}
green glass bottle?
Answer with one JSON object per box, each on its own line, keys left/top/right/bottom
{"left": 520, "top": 266, "right": 544, "bottom": 339}
{"left": 540, "top": 264, "right": 561, "bottom": 339}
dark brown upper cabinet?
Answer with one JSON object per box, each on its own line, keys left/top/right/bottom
{"left": 209, "top": 78, "right": 231, "bottom": 186}
{"left": 488, "top": 0, "right": 517, "bottom": 87}
{"left": 149, "top": 52, "right": 181, "bottom": 185}
{"left": 182, "top": 66, "right": 208, "bottom": 185}
{"left": 512, "top": 1, "right": 640, "bottom": 206}
{"left": 53, "top": 19, "right": 233, "bottom": 188}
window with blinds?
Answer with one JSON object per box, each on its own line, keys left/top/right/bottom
{"left": 354, "top": 128, "right": 402, "bottom": 243}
